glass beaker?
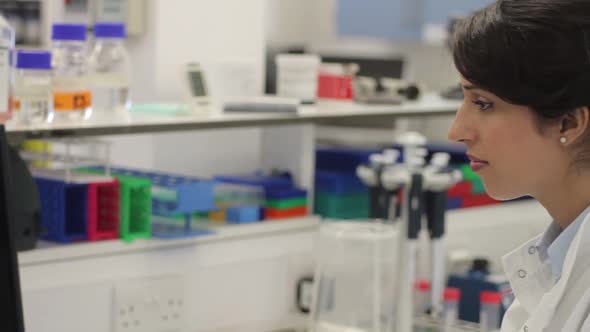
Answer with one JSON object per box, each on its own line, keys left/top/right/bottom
{"left": 310, "top": 221, "right": 399, "bottom": 332}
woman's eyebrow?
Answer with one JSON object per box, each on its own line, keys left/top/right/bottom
{"left": 462, "top": 84, "right": 481, "bottom": 90}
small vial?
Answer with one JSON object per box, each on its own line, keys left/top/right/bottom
{"left": 442, "top": 288, "right": 461, "bottom": 332}
{"left": 413, "top": 279, "right": 431, "bottom": 317}
{"left": 14, "top": 50, "right": 54, "bottom": 124}
{"left": 480, "top": 291, "right": 502, "bottom": 332}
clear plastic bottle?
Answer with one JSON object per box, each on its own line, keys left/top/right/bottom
{"left": 87, "top": 22, "right": 130, "bottom": 114}
{"left": 14, "top": 50, "right": 53, "bottom": 124}
{"left": 442, "top": 288, "right": 461, "bottom": 332}
{"left": 51, "top": 23, "right": 92, "bottom": 121}
{"left": 480, "top": 291, "right": 502, "bottom": 332}
{"left": 0, "top": 14, "right": 14, "bottom": 119}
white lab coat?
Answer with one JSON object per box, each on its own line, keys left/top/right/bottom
{"left": 501, "top": 212, "right": 590, "bottom": 332}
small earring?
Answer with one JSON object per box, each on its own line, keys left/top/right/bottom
{"left": 560, "top": 136, "right": 568, "bottom": 144}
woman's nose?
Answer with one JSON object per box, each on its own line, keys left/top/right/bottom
{"left": 448, "top": 107, "right": 472, "bottom": 143}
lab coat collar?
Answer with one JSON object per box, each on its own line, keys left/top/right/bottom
{"left": 502, "top": 207, "right": 590, "bottom": 318}
{"left": 547, "top": 206, "right": 590, "bottom": 280}
{"left": 502, "top": 234, "right": 554, "bottom": 313}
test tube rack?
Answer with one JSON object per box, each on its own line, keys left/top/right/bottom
{"left": 35, "top": 175, "right": 127, "bottom": 243}
{"left": 86, "top": 166, "right": 216, "bottom": 239}
{"left": 76, "top": 168, "right": 152, "bottom": 242}
{"left": 87, "top": 179, "right": 120, "bottom": 241}
{"left": 115, "top": 174, "right": 152, "bottom": 241}
{"left": 35, "top": 177, "right": 89, "bottom": 243}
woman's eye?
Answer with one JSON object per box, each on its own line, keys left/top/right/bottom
{"left": 472, "top": 100, "right": 494, "bottom": 111}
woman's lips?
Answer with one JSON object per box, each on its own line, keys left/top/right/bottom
{"left": 467, "top": 154, "right": 489, "bottom": 172}
{"left": 470, "top": 161, "right": 488, "bottom": 172}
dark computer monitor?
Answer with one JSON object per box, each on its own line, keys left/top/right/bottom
{"left": 0, "top": 124, "right": 25, "bottom": 332}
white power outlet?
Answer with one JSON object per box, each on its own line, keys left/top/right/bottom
{"left": 113, "top": 275, "right": 187, "bottom": 332}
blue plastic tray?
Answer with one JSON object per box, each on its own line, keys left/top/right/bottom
{"left": 226, "top": 206, "right": 261, "bottom": 224}
{"left": 266, "top": 188, "right": 307, "bottom": 200}
{"left": 316, "top": 146, "right": 381, "bottom": 173}
{"left": 214, "top": 174, "right": 294, "bottom": 193}
{"left": 315, "top": 171, "right": 368, "bottom": 194}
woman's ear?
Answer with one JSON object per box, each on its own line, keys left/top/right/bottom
{"left": 560, "top": 107, "right": 590, "bottom": 145}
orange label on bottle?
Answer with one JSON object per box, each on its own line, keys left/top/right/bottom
{"left": 54, "top": 91, "right": 92, "bottom": 111}
{"left": 12, "top": 98, "right": 20, "bottom": 112}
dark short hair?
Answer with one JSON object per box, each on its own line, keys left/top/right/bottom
{"left": 452, "top": 0, "right": 590, "bottom": 119}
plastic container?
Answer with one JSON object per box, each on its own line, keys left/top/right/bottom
{"left": 265, "top": 206, "right": 307, "bottom": 220}
{"left": 316, "top": 147, "right": 382, "bottom": 173}
{"left": 35, "top": 177, "right": 89, "bottom": 243}
{"left": 479, "top": 291, "right": 502, "bottom": 332}
{"left": 51, "top": 23, "right": 92, "bottom": 121}
{"left": 226, "top": 205, "right": 260, "bottom": 224}
{"left": 87, "top": 22, "right": 131, "bottom": 113}
{"left": 414, "top": 279, "right": 431, "bottom": 317}
{"left": 314, "top": 191, "right": 369, "bottom": 220}
{"left": 276, "top": 54, "right": 320, "bottom": 104}
{"left": 442, "top": 288, "right": 461, "bottom": 332}
{"left": 266, "top": 196, "right": 307, "bottom": 209}
{"left": 315, "top": 171, "right": 368, "bottom": 194}
{"left": 76, "top": 168, "right": 152, "bottom": 242}
{"left": 87, "top": 179, "right": 120, "bottom": 241}
{"left": 214, "top": 182, "right": 265, "bottom": 207}
{"left": 13, "top": 50, "right": 54, "bottom": 124}
{"left": 0, "top": 14, "right": 14, "bottom": 117}
{"left": 317, "top": 63, "right": 358, "bottom": 100}
{"left": 310, "top": 222, "right": 398, "bottom": 332}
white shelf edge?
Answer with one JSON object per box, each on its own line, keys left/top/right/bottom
{"left": 18, "top": 216, "right": 320, "bottom": 267}
{"left": 6, "top": 94, "right": 460, "bottom": 138}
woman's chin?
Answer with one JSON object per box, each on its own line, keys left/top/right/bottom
{"left": 481, "top": 183, "right": 525, "bottom": 201}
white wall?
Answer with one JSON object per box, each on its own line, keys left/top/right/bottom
{"left": 109, "top": 0, "right": 267, "bottom": 175}
{"left": 266, "top": 0, "right": 458, "bottom": 91}
{"left": 265, "top": 0, "right": 457, "bottom": 141}
{"left": 21, "top": 225, "right": 317, "bottom": 332}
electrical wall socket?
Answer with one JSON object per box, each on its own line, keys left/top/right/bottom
{"left": 112, "top": 275, "right": 186, "bottom": 332}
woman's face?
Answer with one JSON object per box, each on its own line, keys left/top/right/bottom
{"left": 448, "top": 77, "right": 564, "bottom": 200}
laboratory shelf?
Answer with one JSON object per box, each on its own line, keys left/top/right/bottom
{"left": 18, "top": 200, "right": 549, "bottom": 268}
{"left": 18, "top": 215, "right": 320, "bottom": 266}
{"left": 6, "top": 94, "right": 460, "bottom": 139}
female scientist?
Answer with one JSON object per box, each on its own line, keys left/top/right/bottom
{"left": 448, "top": 0, "right": 590, "bottom": 330}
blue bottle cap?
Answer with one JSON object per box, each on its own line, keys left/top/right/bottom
{"left": 16, "top": 50, "right": 52, "bottom": 70}
{"left": 51, "top": 23, "right": 87, "bottom": 41}
{"left": 94, "top": 22, "right": 126, "bottom": 38}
